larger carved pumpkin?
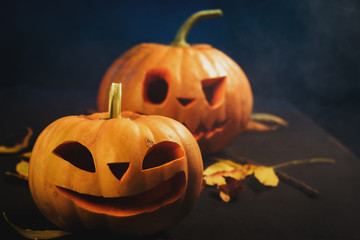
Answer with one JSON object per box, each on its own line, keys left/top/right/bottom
{"left": 97, "top": 9, "right": 253, "bottom": 153}
{"left": 29, "top": 84, "right": 203, "bottom": 236}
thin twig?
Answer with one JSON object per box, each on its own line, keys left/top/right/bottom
{"left": 231, "top": 155, "right": 320, "bottom": 198}
{"left": 275, "top": 170, "right": 319, "bottom": 198}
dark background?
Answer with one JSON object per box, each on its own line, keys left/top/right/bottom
{"left": 1, "top": 0, "right": 360, "bottom": 154}
{"left": 2, "top": 0, "right": 359, "bottom": 156}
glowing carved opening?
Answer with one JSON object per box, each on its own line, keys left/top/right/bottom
{"left": 201, "top": 76, "right": 226, "bottom": 107}
{"left": 177, "top": 97, "right": 195, "bottom": 107}
{"left": 143, "top": 68, "right": 169, "bottom": 104}
{"left": 56, "top": 171, "right": 186, "bottom": 217}
{"left": 108, "top": 162, "right": 130, "bottom": 181}
{"left": 193, "top": 119, "right": 229, "bottom": 140}
{"left": 142, "top": 141, "right": 184, "bottom": 170}
{"left": 53, "top": 141, "right": 95, "bottom": 173}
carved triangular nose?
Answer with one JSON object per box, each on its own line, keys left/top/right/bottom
{"left": 108, "top": 162, "right": 130, "bottom": 181}
{"left": 177, "top": 97, "right": 195, "bottom": 107}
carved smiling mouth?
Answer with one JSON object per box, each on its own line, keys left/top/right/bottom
{"left": 56, "top": 171, "right": 186, "bottom": 217}
{"left": 190, "top": 119, "right": 229, "bottom": 140}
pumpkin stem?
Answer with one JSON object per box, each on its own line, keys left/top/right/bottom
{"left": 108, "top": 83, "right": 122, "bottom": 119}
{"left": 170, "top": 9, "right": 223, "bottom": 47}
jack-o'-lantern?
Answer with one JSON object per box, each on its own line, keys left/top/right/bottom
{"left": 29, "top": 83, "right": 203, "bottom": 236}
{"left": 97, "top": 9, "right": 253, "bottom": 153}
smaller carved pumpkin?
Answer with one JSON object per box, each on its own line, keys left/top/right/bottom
{"left": 97, "top": 9, "right": 253, "bottom": 153}
{"left": 28, "top": 84, "right": 203, "bottom": 236}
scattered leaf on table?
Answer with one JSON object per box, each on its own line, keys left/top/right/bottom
{"left": 203, "top": 159, "right": 240, "bottom": 176}
{"left": 3, "top": 212, "right": 71, "bottom": 239}
{"left": 5, "top": 160, "right": 29, "bottom": 181}
{"left": 253, "top": 166, "right": 279, "bottom": 187}
{"left": 204, "top": 159, "right": 278, "bottom": 188}
{"left": 0, "top": 127, "right": 33, "bottom": 154}
{"left": 245, "top": 120, "right": 279, "bottom": 132}
{"left": 203, "top": 156, "right": 335, "bottom": 201}
{"left": 21, "top": 151, "right": 32, "bottom": 159}
{"left": 203, "top": 158, "right": 253, "bottom": 186}
{"left": 204, "top": 167, "right": 252, "bottom": 186}
{"left": 218, "top": 177, "right": 244, "bottom": 202}
{"left": 245, "top": 113, "right": 288, "bottom": 133}
{"left": 250, "top": 113, "right": 289, "bottom": 126}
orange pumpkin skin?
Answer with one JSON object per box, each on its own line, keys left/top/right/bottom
{"left": 97, "top": 43, "right": 253, "bottom": 153}
{"left": 28, "top": 111, "right": 203, "bottom": 236}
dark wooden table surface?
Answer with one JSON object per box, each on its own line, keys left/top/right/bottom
{"left": 1, "top": 89, "right": 359, "bottom": 239}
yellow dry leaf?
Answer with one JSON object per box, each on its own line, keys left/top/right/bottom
{"left": 203, "top": 158, "right": 254, "bottom": 186}
{"left": 5, "top": 160, "right": 29, "bottom": 181}
{"left": 245, "top": 120, "right": 279, "bottom": 132}
{"left": 250, "top": 113, "right": 288, "bottom": 127}
{"left": 0, "top": 127, "right": 33, "bottom": 154}
{"left": 21, "top": 151, "right": 32, "bottom": 159}
{"left": 16, "top": 160, "right": 29, "bottom": 178}
{"left": 3, "top": 212, "right": 71, "bottom": 239}
{"left": 204, "top": 167, "right": 253, "bottom": 186}
{"left": 245, "top": 113, "right": 288, "bottom": 133}
{"left": 204, "top": 158, "right": 279, "bottom": 188}
{"left": 253, "top": 165, "right": 279, "bottom": 187}
{"left": 203, "top": 156, "right": 335, "bottom": 201}
{"left": 203, "top": 160, "right": 237, "bottom": 176}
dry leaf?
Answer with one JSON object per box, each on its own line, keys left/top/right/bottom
{"left": 204, "top": 167, "right": 252, "bottom": 186}
{"left": 16, "top": 160, "right": 29, "bottom": 178}
{"left": 245, "top": 113, "right": 288, "bottom": 133}
{"left": 0, "top": 127, "right": 33, "bottom": 154}
{"left": 203, "top": 160, "right": 240, "bottom": 176}
{"left": 21, "top": 151, "right": 32, "bottom": 159}
{"left": 250, "top": 113, "right": 289, "bottom": 126}
{"left": 3, "top": 212, "right": 71, "bottom": 239}
{"left": 5, "top": 160, "right": 29, "bottom": 181}
{"left": 218, "top": 177, "right": 244, "bottom": 202}
{"left": 203, "top": 157, "right": 336, "bottom": 201}
{"left": 245, "top": 120, "right": 279, "bottom": 132}
{"left": 203, "top": 159, "right": 253, "bottom": 186}
{"left": 253, "top": 166, "right": 279, "bottom": 187}
{"left": 203, "top": 158, "right": 278, "bottom": 187}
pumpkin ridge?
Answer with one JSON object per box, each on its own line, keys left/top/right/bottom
{"left": 208, "top": 49, "right": 249, "bottom": 129}
{"left": 221, "top": 50, "right": 253, "bottom": 129}
{"left": 196, "top": 48, "right": 219, "bottom": 76}
{"left": 118, "top": 48, "right": 153, "bottom": 86}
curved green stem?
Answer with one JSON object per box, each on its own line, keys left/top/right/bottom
{"left": 108, "top": 83, "right": 122, "bottom": 119}
{"left": 271, "top": 158, "right": 335, "bottom": 169}
{"left": 170, "top": 9, "right": 223, "bottom": 47}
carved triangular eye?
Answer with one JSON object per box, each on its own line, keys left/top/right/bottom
{"left": 53, "top": 141, "right": 95, "bottom": 172}
{"left": 201, "top": 76, "right": 226, "bottom": 107}
{"left": 142, "top": 141, "right": 184, "bottom": 170}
